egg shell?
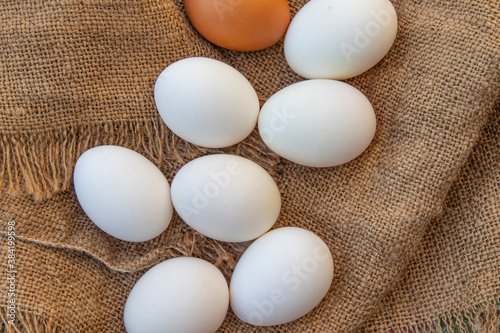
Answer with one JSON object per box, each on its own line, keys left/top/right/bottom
{"left": 284, "top": 0, "right": 398, "bottom": 79}
{"left": 171, "top": 154, "right": 281, "bottom": 242}
{"left": 123, "top": 257, "right": 229, "bottom": 333}
{"left": 230, "top": 227, "right": 334, "bottom": 326}
{"left": 184, "top": 0, "right": 290, "bottom": 51}
{"left": 258, "top": 79, "right": 376, "bottom": 167}
{"left": 154, "top": 57, "right": 260, "bottom": 148}
{"left": 73, "top": 145, "right": 173, "bottom": 242}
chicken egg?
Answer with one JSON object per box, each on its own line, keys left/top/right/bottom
{"left": 284, "top": 0, "right": 398, "bottom": 79}
{"left": 171, "top": 154, "right": 281, "bottom": 242}
{"left": 184, "top": 0, "right": 290, "bottom": 51}
{"left": 258, "top": 79, "right": 376, "bottom": 168}
{"left": 124, "top": 257, "right": 229, "bottom": 333}
{"left": 154, "top": 57, "right": 259, "bottom": 148}
{"left": 73, "top": 145, "right": 173, "bottom": 242}
{"left": 230, "top": 227, "right": 334, "bottom": 326}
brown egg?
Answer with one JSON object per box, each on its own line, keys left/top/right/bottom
{"left": 184, "top": 0, "right": 290, "bottom": 51}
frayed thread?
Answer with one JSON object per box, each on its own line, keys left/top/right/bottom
{"left": 0, "top": 307, "right": 65, "bottom": 333}
{"left": 0, "top": 119, "right": 280, "bottom": 202}
{"left": 389, "top": 298, "right": 500, "bottom": 333}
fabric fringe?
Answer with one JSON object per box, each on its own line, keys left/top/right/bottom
{"left": 0, "top": 307, "right": 65, "bottom": 333}
{"left": 389, "top": 298, "right": 500, "bottom": 333}
{"left": 0, "top": 119, "right": 280, "bottom": 202}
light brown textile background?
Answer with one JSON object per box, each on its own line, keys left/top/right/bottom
{"left": 1, "top": 0, "right": 499, "bottom": 332}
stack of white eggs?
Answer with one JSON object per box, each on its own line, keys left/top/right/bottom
{"left": 73, "top": 0, "right": 397, "bottom": 332}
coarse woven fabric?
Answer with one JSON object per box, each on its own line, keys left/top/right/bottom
{"left": 1, "top": 0, "right": 499, "bottom": 332}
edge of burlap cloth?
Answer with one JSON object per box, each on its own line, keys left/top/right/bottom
{"left": 0, "top": 311, "right": 63, "bottom": 333}
{"left": 0, "top": 111, "right": 281, "bottom": 201}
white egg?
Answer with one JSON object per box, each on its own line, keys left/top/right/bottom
{"left": 73, "top": 145, "right": 173, "bottom": 242}
{"left": 124, "top": 257, "right": 229, "bottom": 333}
{"left": 258, "top": 79, "right": 376, "bottom": 167}
{"left": 171, "top": 154, "right": 281, "bottom": 242}
{"left": 154, "top": 57, "right": 260, "bottom": 148}
{"left": 284, "top": 0, "right": 398, "bottom": 79}
{"left": 230, "top": 227, "right": 334, "bottom": 326}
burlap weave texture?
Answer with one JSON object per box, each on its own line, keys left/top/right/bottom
{"left": 1, "top": 0, "right": 499, "bottom": 332}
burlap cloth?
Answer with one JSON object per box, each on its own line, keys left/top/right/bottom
{"left": 1, "top": 0, "right": 499, "bottom": 332}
